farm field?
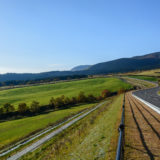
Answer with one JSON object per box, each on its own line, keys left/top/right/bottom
{"left": 0, "top": 77, "right": 132, "bottom": 108}
{"left": 21, "top": 95, "right": 123, "bottom": 160}
{"left": 0, "top": 103, "right": 96, "bottom": 150}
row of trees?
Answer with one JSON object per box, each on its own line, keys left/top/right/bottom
{"left": 0, "top": 89, "right": 125, "bottom": 119}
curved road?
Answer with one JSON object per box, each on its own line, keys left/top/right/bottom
{"left": 133, "top": 86, "right": 160, "bottom": 109}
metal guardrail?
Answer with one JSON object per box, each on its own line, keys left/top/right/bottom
{"left": 116, "top": 94, "right": 125, "bottom": 160}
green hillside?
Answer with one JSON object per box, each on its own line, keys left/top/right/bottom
{"left": 0, "top": 77, "right": 132, "bottom": 108}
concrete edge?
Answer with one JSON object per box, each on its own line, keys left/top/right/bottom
{"left": 132, "top": 93, "right": 160, "bottom": 115}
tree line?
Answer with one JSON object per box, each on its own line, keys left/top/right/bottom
{"left": 0, "top": 89, "right": 125, "bottom": 120}
{"left": 0, "top": 75, "right": 88, "bottom": 87}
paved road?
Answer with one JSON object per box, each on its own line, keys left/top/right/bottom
{"left": 7, "top": 101, "right": 105, "bottom": 160}
{"left": 133, "top": 86, "right": 160, "bottom": 109}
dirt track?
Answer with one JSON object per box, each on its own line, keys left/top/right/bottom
{"left": 125, "top": 92, "right": 160, "bottom": 160}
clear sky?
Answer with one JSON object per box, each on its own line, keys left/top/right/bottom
{"left": 0, "top": 0, "right": 160, "bottom": 73}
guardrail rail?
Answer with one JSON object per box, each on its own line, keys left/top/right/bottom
{"left": 116, "top": 94, "right": 125, "bottom": 160}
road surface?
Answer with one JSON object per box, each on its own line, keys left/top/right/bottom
{"left": 133, "top": 86, "right": 160, "bottom": 110}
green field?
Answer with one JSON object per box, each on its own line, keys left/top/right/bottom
{"left": 21, "top": 95, "right": 123, "bottom": 160}
{"left": 0, "top": 103, "right": 96, "bottom": 150}
{"left": 0, "top": 77, "right": 132, "bottom": 108}
{"left": 127, "top": 75, "right": 157, "bottom": 82}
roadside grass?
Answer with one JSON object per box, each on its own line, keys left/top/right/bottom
{"left": 122, "top": 77, "right": 155, "bottom": 89}
{"left": 21, "top": 95, "right": 123, "bottom": 160}
{"left": 126, "top": 75, "right": 158, "bottom": 82}
{"left": 0, "top": 103, "right": 96, "bottom": 150}
{"left": 0, "top": 77, "right": 132, "bottom": 108}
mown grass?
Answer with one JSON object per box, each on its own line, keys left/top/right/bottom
{"left": 21, "top": 95, "right": 123, "bottom": 160}
{"left": 0, "top": 77, "right": 132, "bottom": 108}
{"left": 0, "top": 103, "right": 95, "bottom": 150}
{"left": 127, "top": 75, "right": 157, "bottom": 82}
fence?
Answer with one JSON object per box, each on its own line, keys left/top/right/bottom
{"left": 116, "top": 94, "right": 125, "bottom": 160}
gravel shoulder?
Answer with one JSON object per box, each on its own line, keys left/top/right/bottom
{"left": 125, "top": 92, "right": 160, "bottom": 160}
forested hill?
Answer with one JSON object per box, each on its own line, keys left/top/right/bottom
{"left": 87, "top": 52, "right": 160, "bottom": 74}
{"left": 0, "top": 52, "right": 160, "bottom": 82}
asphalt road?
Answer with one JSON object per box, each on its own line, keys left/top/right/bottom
{"left": 133, "top": 86, "right": 160, "bottom": 109}
{"left": 7, "top": 101, "right": 105, "bottom": 160}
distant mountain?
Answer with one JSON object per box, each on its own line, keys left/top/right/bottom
{"left": 87, "top": 52, "right": 160, "bottom": 74}
{"left": 71, "top": 65, "right": 91, "bottom": 71}
{"left": 0, "top": 52, "right": 160, "bottom": 82}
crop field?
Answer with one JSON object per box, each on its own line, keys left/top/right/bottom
{"left": 0, "top": 77, "right": 132, "bottom": 108}
{"left": 0, "top": 103, "right": 96, "bottom": 150}
{"left": 21, "top": 95, "right": 123, "bottom": 160}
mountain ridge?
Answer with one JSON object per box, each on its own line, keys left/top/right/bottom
{"left": 0, "top": 52, "right": 160, "bottom": 82}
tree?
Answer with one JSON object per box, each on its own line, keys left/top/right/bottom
{"left": 87, "top": 94, "right": 96, "bottom": 102}
{"left": 64, "top": 97, "right": 71, "bottom": 106}
{"left": 0, "top": 107, "right": 4, "bottom": 116}
{"left": 3, "top": 103, "right": 15, "bottom": 113}
{"left": 49, "top": 97, "right": 56, "bottom": 108}
{"left": 101, "top": 89, "right": 111, "bottom": 98}
{"left": 77, "top": 91, "right": 86, "bottom": 103}
{"left": 54, "top": 97, "right": 64, "bottom": 109}
{"left": 118, "top": 89, "right": 125, "bottom": 94}
{"left": 30, "top": 101, "right": 40, "bottom": 113}
{"left": 71, "top": 97, "right": 77, "bottom": 105}
{"left": 18, "top": 103, "right": 28, "bottom": 114}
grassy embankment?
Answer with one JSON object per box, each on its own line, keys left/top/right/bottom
{"left": 0, "top": 78, "right": 132, "bottom": 151}
{"left": 21, "top": 94, "right": 123, "bottom": 160}
{"left": 0, "top": 77, "right": 132, "bottom": 109}
{"left": 0, "top": 103, "right": 95, "bottom": 151}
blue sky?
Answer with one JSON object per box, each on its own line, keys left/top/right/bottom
{"left": 0, "top": 0, "right": 160, "bottom": 73}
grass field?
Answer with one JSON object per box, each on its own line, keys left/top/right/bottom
{"left": 0, "top": 77, "right": 132, "bottom": 108}
{"left": 0, "top": 103, "right": 96, "bottom": 150}
{"left": 133, "top": 68, "right": 160, "bottom": 76}
{"left": 118, "top": 68, "right": 160, "bottom": 77}
{"left": 21, "top": 95, "right": 123, "bottom": 160}
{"left": 126, "top": 75, "right": 158, "bottom": 82}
